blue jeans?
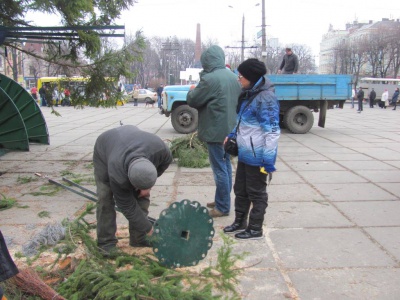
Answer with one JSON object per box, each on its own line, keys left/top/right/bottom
{"left": 157, "top": 95, "right": 162, "bottom": 108}
{"left": 207, "top": 142, "right": 232, "bottom": 214}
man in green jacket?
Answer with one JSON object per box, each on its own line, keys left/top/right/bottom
{"left": 187, "top": 45, "right": 241, "bottom": 218}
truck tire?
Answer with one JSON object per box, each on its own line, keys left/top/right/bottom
{"left": 283, "top": 105, "right": 314, "bottom": 134}
{"left": 171, "top": 105, "right": 198, "bottom": 134}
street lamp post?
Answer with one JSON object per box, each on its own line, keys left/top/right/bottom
{"left": 241, "top": 14, "right": 245, "bottom": 62}
{"left": 228, "top": 2, "right": 260, "bottom": 63}
{"left": 261, "top": 0, "right": 267, "bottom": 65}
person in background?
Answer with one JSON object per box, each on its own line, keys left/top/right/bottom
{"left": 278, "top": 48, "right": 299, "bottom": 74}
{"left": 93, "top": 125, "right": 172, "bottom": 255}
{"left": 391, "top": 87, "right": 399, "bottom": 110}
{"left": 187, "top": 45, "right": 241, "bottom": 218}
{"left": 63, "top": 87, "right": 71, "bottom": 106}
{"left": 223, "top": 58, "right": 280, "bottom": 240}
{"left": 381, "top": 89, "right": 389, "bottom": 109}
{"left": 52, "top": 87, "right": 59, "bottom": 107}
{"left": 351, "top": 88, "right": 356, "bottom": 109}
{"left": 357, "top": 87, "right": 364, "bottom": 113}
{"left": 133, "top": 87, "right": 139, "bottom": 107}
{"left": 30, "top": 86, "right": 38, "bottom": 102}
{"left": 39, "top": 85, "right": 47, "bottom": 107}
{"left": 157, "top": 84, "right": 164, "bottom": 109}
{"left": 369, "top": 88, "right": 376, "bottom": 108}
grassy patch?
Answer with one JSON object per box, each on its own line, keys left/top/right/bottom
{"left": 38, "top": 211, "right": 51, "bottom": 218}
{"left": 62, "top": 172, "right": 95, "bottom": 185}
{"left": 60, "top": 170, "right": 74, "bottom": 177}
{"left": 17, "top": 175, "right": 38, "bottom": 184}
{"left": 30, "top": 184, "right": 61, "bottom": 197}
{"left": 84, "top": 162, "right": 94, "bottom": 169}
{"left": 0, "top": 194, "right": 28, "bottom": 210}
{"left": 0, "top": 194, "right": 17, "bottom": 211}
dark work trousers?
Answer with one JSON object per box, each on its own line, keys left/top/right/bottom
{"left": 233, "top": 161, "right": 268, "bottom": 225}
{"left": 358, "top": 99, "right": 363, "bottom": 111}
{"left": 94, "top": 172, "right": 150, "bottom": 248}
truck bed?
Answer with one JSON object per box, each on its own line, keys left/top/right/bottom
{"left": 267, "top": 74, "right": 352, "bottom": 101}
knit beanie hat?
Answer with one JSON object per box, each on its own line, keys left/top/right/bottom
{"left": 237, "top": 58, "right": 267, "bottom": 84}
{"left": 128, "top": 158, "right": 157, "bottom": 190}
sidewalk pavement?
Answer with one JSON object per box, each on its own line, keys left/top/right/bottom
{"left": 1, "top": 102, "right": 399, "bottom": 299}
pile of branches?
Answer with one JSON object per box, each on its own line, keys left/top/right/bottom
{"left": 3, "top": 204, "right": 245, "bottom": 299}
{"left": 169, "top": 132, "right": 210, "bottom": 168}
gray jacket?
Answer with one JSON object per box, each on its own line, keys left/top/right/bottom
{"left": 93, "top": 125, "right": 172, "bottom": 232}
{"left": 279, "top": 53, "right": 299, "bottom": 73}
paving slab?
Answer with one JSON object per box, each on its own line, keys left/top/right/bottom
{"left": 313, "top": 182, "right": 396, "bottom": 201}
{"left": 288, "top": 268, "right": 400, "bottom": 300}
{"left": 297, "top": 170, "right": 367, "bottom": 184}
{"left": 269, "top": 228, "right": 396, "bottom": 269}
{"left": 335, "top": 201, "right": 400, "bottom": 227}
{"left": 1, "top": 103, "right": 400, "bottom": 299}
{"left": 268, "top": 201, "right": 353, "bottom": 228}
{"left": 365, "top": 227, "right": 400, "bottom": 261}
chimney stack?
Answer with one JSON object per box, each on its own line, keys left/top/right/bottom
{"left": 194, "top": 23, "right": 202, "bottom": 68}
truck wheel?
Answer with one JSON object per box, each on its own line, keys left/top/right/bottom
{"left": 283, "top": 106, "right": 314, "bottom": 134}
{"left": 171, "top": 105, "right": 198, "bottom": 134}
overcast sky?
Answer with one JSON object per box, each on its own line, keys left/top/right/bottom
{"left": 118, "top": 0, "right": 400, "bottom": 63}
{"left": 28, "top": 0, "right": 400, "bottom": 65}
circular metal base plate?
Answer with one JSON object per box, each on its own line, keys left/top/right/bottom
{"left": 152, "top": 199, "right": 215, "bottom": 268}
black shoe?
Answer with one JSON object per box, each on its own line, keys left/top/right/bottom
{"left": 235, "top": 228, "right": 263, "bottom": 240}
{"left": 223, "top": 211, "right": 248, "bottom": 234}
{"left": 223, "top": 222, "right": 247, "bottom": 234}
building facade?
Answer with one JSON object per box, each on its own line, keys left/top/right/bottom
{"left": 319, "top": 18, "right": 400, "bottom": 76}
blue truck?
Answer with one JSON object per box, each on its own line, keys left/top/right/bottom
{"left": 160, "top": 74, "right": 352, "bottom": 134}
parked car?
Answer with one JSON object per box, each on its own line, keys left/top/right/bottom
{"left": 128, "top": 89, "right": 157, "bottom": 103}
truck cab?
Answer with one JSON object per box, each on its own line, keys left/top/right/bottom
{"left": 160, "top": 85, "right": 198, "bottom": 133}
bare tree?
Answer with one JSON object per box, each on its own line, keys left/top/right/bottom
{"left": 387, "top": 25, "right": 400, "bottom": 78}
{"left": 349, "top": 37, "right": 368, "bottom": 89}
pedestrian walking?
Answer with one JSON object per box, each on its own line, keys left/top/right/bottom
{"left": 30, "top": 86, "right": 38, "bottom": 101}
{"left": 369, "top": 88, "right": 376, "bottom": 108}
{"left": 381, "top": 89, "right": 389, "bottom": 109}
{"left": 392, "top": 88, "right": 399, "bottom": 110}
{"left": 157, "top": 84, "right": 164, "bottom": 109}
{"left": 133, "top": 87, "right": 139, "bottom": 107}
{"left": 357, "top": 87, "right": 364, "bottom": 113}
{"left": 351, "top": 88, "right": 356, "bottom": 109}
{"left": 39, "top": 85, "right": 47, "bottom": 107}
{"left": 52, "top": 88, "right": 59, "bottom": 107}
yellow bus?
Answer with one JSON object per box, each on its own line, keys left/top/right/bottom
{"left": 37, "top": 76, "right": 126, "bottom": 106}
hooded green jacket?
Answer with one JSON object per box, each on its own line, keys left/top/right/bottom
{"left": 187, "top": 45, "right": 241, "bottom": 142}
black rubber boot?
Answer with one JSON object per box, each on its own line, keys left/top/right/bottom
{"left": 234, "top": 222, "right": 263, "bottom": 240}
{"left": 223, "top": 211, "right": 248, "bottom": 234}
